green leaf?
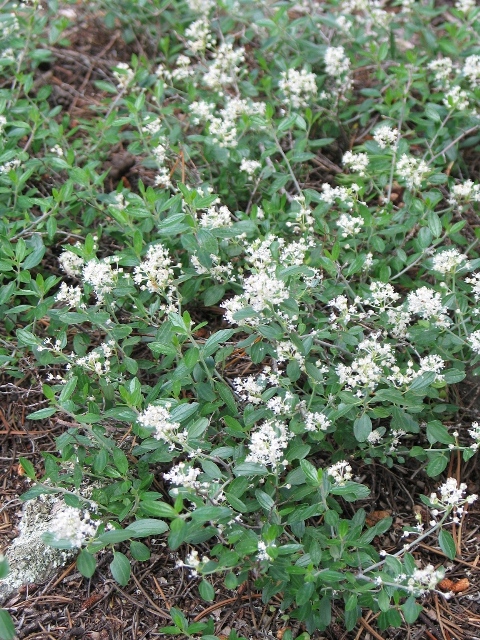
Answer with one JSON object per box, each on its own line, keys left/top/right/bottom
{"left": 59, "top": 376, "right": 77, "bottom": 403}
{"left": 300, "top": 459, "right": 320, "bottom": 486}
{"left": 402, "top": 596, "right": 423, "bottom": 624}
{"left": 125, "top": 518, "right": 169, "bottom": 537}
{"left": 130, "top": 541, "right": 151, "bottom": 561}
{"left": 168, "top": 518, "right": 188, "bottom": 550}
{"left": 255, "top": 490, "right": 274, "bottom": 511}
{"left": 426, "top": 453, "right": 448, "bottom": 477}
{"left": 427, "top": 211, "right": 442, "bottom": 238}
{"left": 203, "top": 285, "right": 225, "bottom": 306}
{"left": 443, "top": 369, "right": 466, "bottom": 384}
{"left": 77, "top": 549, "right": 96, "bottom": 578}
{"left": 170, "top": 607, "right": 188, "bottom": 632}
{"left": 27, "top": 407, "right": 56, "bottom": 420}
{"left": 223, "top": 572, "right": 238, "bottom": 591}
{"left": 98, "top": 529, "right": 131, "bottom": 544}
{"left": 169, "top": 402, "right": 199, "bottom": 423}
{"left": 0, "top": 558, "right": 9, "bottom": 580}
{"left": 112, "top": 448, "right": 129, "bottom": 475}
{"left": 354, "top": 414, "right": 372, "bottom": 442}
{"left": 439, "top": 529, "right": 456, "bottom": 560}
{"left": 110, "top": 552, "right": 131, "bottom": 586}
{"left": 233, "top": 462, "right": 268, "bottom": 476}
{"left": 0, "top": 610, "right": 15, "bottom": 640}
{"left": 410, "top": 371, "right": 436, "bottom": 391}
{"left": 199, "top": 579, "right": 215, "bottom": 602}
{"left": 426, "top": 421, "right": 455, "bottom": 445}
{"left": 139, "top": 501, "right": 178, "bottom": 519}
{"left": 19, "top": 457, "right": 36, "bottom": 479}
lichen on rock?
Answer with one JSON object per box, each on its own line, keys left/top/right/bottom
{"left": 0, "top": 494, "right": 75, "bottom": 604}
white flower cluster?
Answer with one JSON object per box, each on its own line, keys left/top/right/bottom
{"left": 185, "top": 18, "right": 213, "bottom": 53}
{"left": 463, "top": 55, "right": 480, "bottom": 87}
{"left": 222, "top": 235, "right": 316, "bottom": 327}
{"left": 191, "top": 253, "right": 234, "bottom": 283}
{"left": 366, "top": 282, "right": 400, "bottom": 309}
{"left": 429, "top": 477, "right": 477, "bottom": 521}
{"left": 191, "top": 97, "right": 265, "bottom": 148}
{"left": 328, "top": 294, "right": 364, "bottom": 327}
{"left": 320, "top": 183, "right": 361, "bottom": 208}
{"left": 279, "top": 68, "right": 317, "bottom": 109}
{"left": 468, "top": 421, "right": 480, "bottom": 450}
{"left": 367, "top": 429, "right": 383, "bottom": 444}
{"left": 133, "top": 243, "right": 176, "bottom": 294}
{"left": 49, "top": 506, "right": 97, "bottom": 548}
{"left": 396, "top": 154, "right": 429, "bottom": 190}
{"left": 142, "top": 118, "right": 162, "bottom": 136}
{"left": 112, "top": 62, "right": 134, "bottom": 89}
{"left": 240, "top": 158, "right": 261, "bottom": 176}
{"left": 266, "top": 392, "right": 295, "bottom": 416}
{"left": 83, "top": 259, "right": 123, "bottom": 303}
{"left": 202, "top": 42, "right": 245, "bottom": 92}
{"left": 0, "top": 116, "right": 6, "bottom": 134}
{"left": 448, "top": 180, "right": 480, "bottom": 206}
{"left": 431, "top": 248, "right": 469, "bottom": 275}
{"left": 243, "top": 272, "right": 289, "bottom": 313}
{"left": 180, "top": 549, "right": 210, "bottom": 577}
{"left": 198, "top": 204, "right": 233, "bottom": 228}
{"left": 304, "top": 411, "right": 331, "bottom": 432}
{"left": 137, "top": 404, "right": 187, "bottom": 447}
{"left": 455, "top": 0, "right": 475, "bottom": 12}
{"left": 288, "top": 195, "right": 315, "bottom": 232}
{"left": 468, "top": 331, "right": 480, "bottom": 355}
{"left": 417, "top": 354, "right": 445, "bottom": 381}
{"left": 326, "top": 460, "right": 353, "bottom": 486}
{"left": 275, "top": 340, "right": 305, "bottom": 370}
{"left": 336, "top": 334, "right": 395, "bottom": 391}
{"left": 55, "top": 282, "right": 83, "bottom": 308}
{"left": 71, "top": 340, "right": 115, "bottom": 377}
{"left": 342, "top": 151, "right": 369, "bottom": 176}
{"left": 163, "top": 462, "right": 202, "bottom": 489}
{"left": 337, "top": 212, "right": 363, "bottom": 238}
{"left": 0, "top": 158, "right": 21, "bottom": 175}
{"left": 159, "top": 55, "right": 195, "bottom": 83}
{"left": 428, "top": 57, "right": 454, "bottom": 84}
{"left": 324, "top": 46, "right": 350, "bottom": 78}
{"left": 186, "top": 0, "right": 215, "bottom": 13}
{"left": 465, "top": 273, "right": 480, "bottom": 300}
{"left": 407, "top": 564, "right": 444, "bottom": 594}
{"left": 443, "top": 85, "right": 469, "bottom": 111}
{"left": 386, "top": 307, "right": 412, "bottom": 338}
{"left": 407, "top": 286, "right": 449, "bottom": 327}
{"left": 233, "top": 374, "right": 267, "bottom": 405}
{"left": 257, "top": 540, "right": 276, "bottom": 562}
{"left": 246, "top": 419, "right": 290, "bottom": 467}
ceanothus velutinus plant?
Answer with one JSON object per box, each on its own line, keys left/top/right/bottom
{"left": 2, "top": 0, "right": 480, "bottom": 636}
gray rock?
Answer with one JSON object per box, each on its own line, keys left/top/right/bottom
{"left": 0, "top": 495, "right": 75, "bottom": 604}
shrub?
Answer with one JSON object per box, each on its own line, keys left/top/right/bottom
{"left": 2, "top": 0, "right": 480, "bottom": 636}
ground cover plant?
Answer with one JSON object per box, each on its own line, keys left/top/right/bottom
{"left": 2, "top": 0, "right": 480, "bottom": 637}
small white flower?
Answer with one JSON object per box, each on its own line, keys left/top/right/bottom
{"left": 324, "top": 46, "right": 350, "bottom": 78}
{"left": 342, "top": 151, "right": 369, "bottom": 176}
{"left": 431, "top": 248, "right": 469, "bottom": 275}
{"left": 327, "top": 461, "right": 353, "bottom": 485}
{"left": 49, "top": 506, "right": 97, "bottom": 548}
{"left": 279, "top": 68, "right": 317, "bottom": 108}
{"left": 240, "top": 158, "right": 261, "bottom": 176}
{"left": 396, "top": 154, "right": 429, "bottom": 190}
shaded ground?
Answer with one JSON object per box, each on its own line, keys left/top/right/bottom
{"left": 3, "top": 4, "right": 480, "bottom": 640}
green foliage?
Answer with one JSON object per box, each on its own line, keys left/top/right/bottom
{"left": 2, "top": 0, "right": 480, "bottom": 636}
